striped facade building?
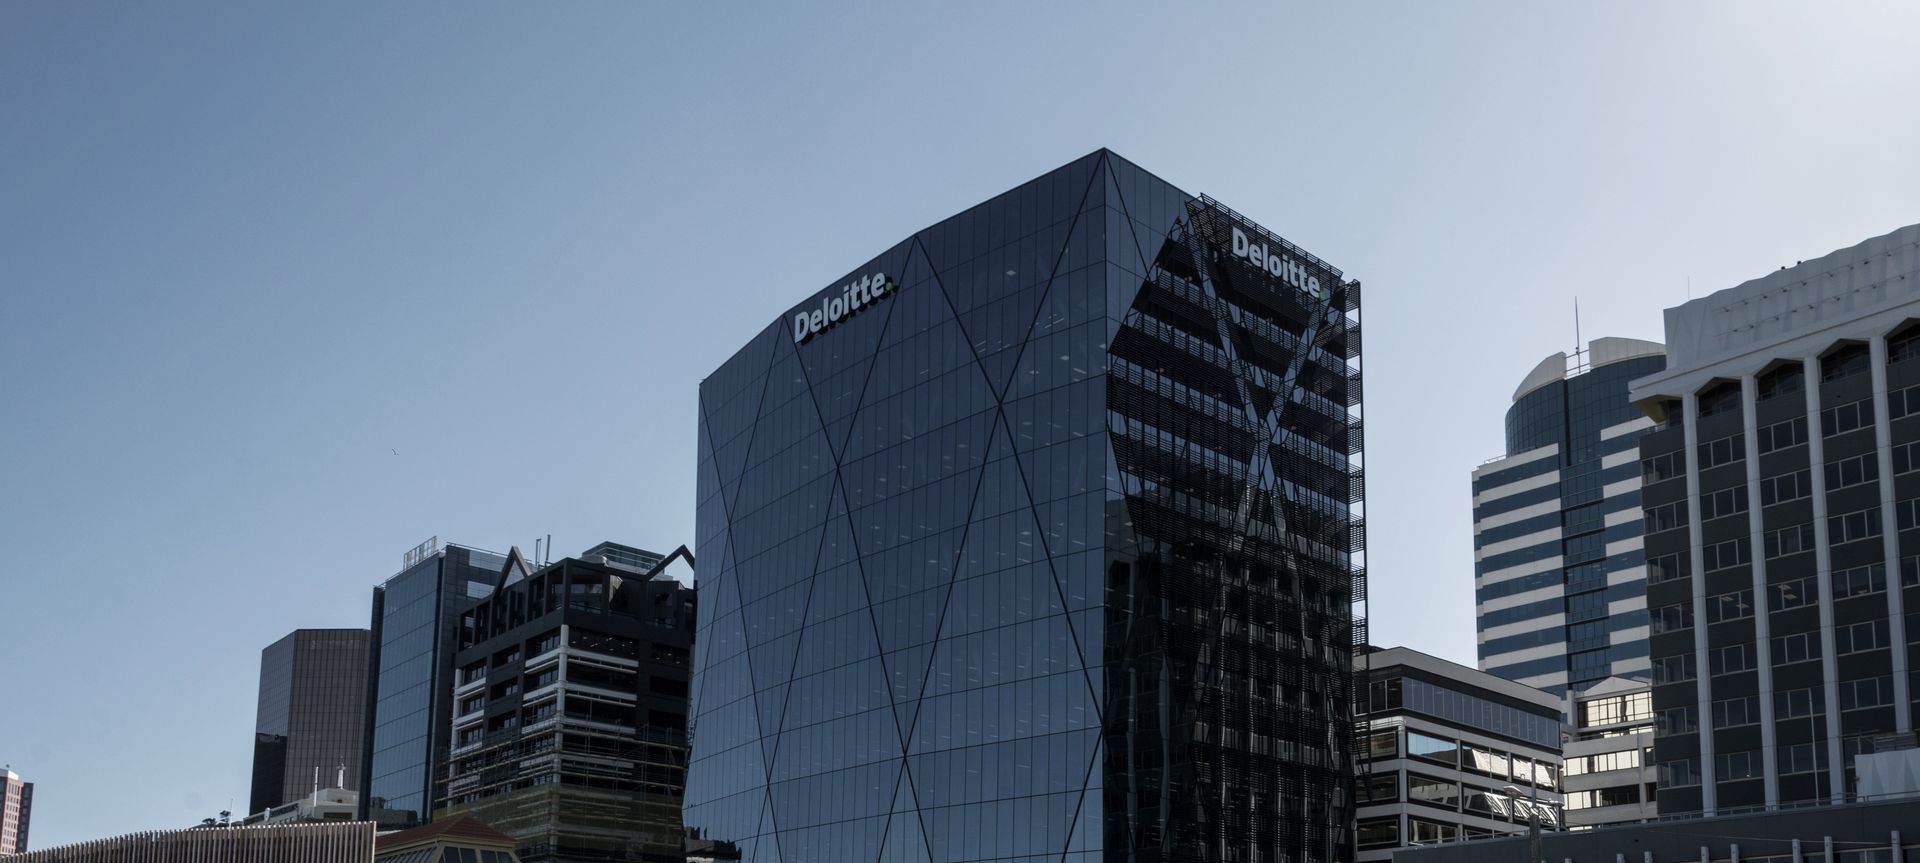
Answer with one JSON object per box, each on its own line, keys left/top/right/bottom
{"left": 3, "top": 821, "right": 375, "bottom": 863}
{"left": 1472, "top": 338, "right": 1667, "bottom": 697}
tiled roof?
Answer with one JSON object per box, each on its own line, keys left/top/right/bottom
{"left": 375, "top": 815, "right": 516, "bottom": 850}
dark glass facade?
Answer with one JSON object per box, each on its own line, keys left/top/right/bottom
{"left": 360, "top": 544, "right": 506, "bottom": 826}
{"left": 685, "top": 150, "right": 1363, "bottom": 863}
{"left": 1506, "top": 357, "right": 1668, "bottom": 466}
{"left": 250, "top": 628, "right": 371, "bottom": 814}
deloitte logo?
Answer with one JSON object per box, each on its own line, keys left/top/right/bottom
{"left": 793, "top": 272, "right": 897, "bottom": 344}
{"left": 1230, "top": 226, "right": 1326, "bottom": 302}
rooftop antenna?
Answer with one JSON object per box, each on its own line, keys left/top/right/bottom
{"left": 313, "top": 766, "right": 320, "bottom": 800}
{"left": 1572, "top": 297, "right": 1586, "bottom": 372}
{"left": 546, "top": 534, "right": 552, "bottom": 565}
{"left": 336, "top": 764, "right": 346, "bottom": 790}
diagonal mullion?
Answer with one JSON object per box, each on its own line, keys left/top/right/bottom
{"left": 693, "top": 327, "right": 791, "bottom": 863}
{"left": 945, "top": 157, "right": 1104, "bottom": 403}
{"left": 750, "top": 466, "right": 842, "bottom": 863}
{"left": 783, "top": 272, "right": 949, "bottom": 863}
{"left": 986, "top": 405, "right": 1106, "bottom": 727}
{"left": 1053, "top": 734, "right": 1106, "bottom": 863}
{"left": 853, "top": 238, "right": 1022, "bottom": 862}
{"left": 929, "top": 155, "right": 1107, "bottom": 721}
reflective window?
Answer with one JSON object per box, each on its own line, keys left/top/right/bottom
{"left": 1407, "top": 731, "right": 1458, "bottom": 767}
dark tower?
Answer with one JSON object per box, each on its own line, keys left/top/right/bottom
{"left": 683, "top": 150, "right": 1365, "bottom": 863}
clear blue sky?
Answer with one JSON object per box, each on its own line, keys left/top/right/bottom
{"left": 3, "top": 0, "right": 1917, "bottom": 848}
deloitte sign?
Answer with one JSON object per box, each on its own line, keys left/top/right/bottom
{"left": 793, "top": 272, "right": 897, "bottom": 344}
{"left": 1230, "top": 227, "right": 1326, "bottom": 302}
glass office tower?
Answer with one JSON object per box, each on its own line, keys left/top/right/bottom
{"left": 250, "top": 628, "right": 371, "bottom": 815}
{"left": 1471, "top": 339, "right": 1666, "bottom": 696}
{"left": 359, "top": 542, "right": 506, "bottom": 826}
{"left": 685, "top": 150, "right": 1364, "bottom": 863}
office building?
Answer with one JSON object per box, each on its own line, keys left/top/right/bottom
{"left": 1472, "top": 338, "right": 1667, "bottom": 696}
{"left": 1628, "top": 223, "right": 1920, "bottom": 815}
{"left": 243, "top": 785, "right": 361, "bottom": 825}
{"left": 684, "top": 149, "right": 1365, "bottom": 862}
{"left": 1561, "top": 677, "right": 1656, "bottom": 828}
{"left": 1353, "top": 646, "right": 1562, "bottom": 860}
{"left": 2, "top": 767, "right": 30, "bottom": 854}
{"left": 438, "top": 543, "right": 696, "bottom": 863}
{"left": 3, "top": 821, "right": 375, "bottom": 863}
{"left": 252, "top": 628, "right": 372, "bottom": 815}
{"left": 361, "top": 539, "right": 509, "bottom": 826}
{"left": 1392, "top": 793, "right": 1920, "bottom": 863}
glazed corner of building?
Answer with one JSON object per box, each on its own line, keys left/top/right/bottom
{"left": 695, "top": 145, "right": 1357, "bottom": 383}
{"left": 687, "top": 148, "right": 1363, "bottom": 860}
{"left": 1628, "top": 222, "right": 1920, "bottom": 403}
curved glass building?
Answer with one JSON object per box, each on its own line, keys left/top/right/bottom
{"left": 686, "top": 150, "right": 1365, "bottom": 863}
{"left": 1471, "top": 339, "right": 1667, "bottom": 696}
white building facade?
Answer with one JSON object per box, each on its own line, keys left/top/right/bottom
{"left": 1355, "top": 647, "right": 1564, "bottom": 860}
{"left": 1561, "top": 677, "right": 1657, "bottom": 828}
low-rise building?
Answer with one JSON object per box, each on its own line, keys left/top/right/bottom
{"left": 3, "top": 821, "right": 374, "bottom": 862}
{"left": 1562, "top": 677, "right": 1657, "bottom": 828}
{"left": 242, "top": 785, "right": 361, "bottom": 825}
{"left": 1356, "top": 646, "right": 1565, "bottom": 860}
{"left": 375, "top": 815, "right": 522, "bottom": 863}
{"left": 1392, "top": 793, "right": 1920, "bottom": 863}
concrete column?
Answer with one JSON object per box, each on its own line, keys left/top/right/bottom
{"left": 1802, "top": 357, "right": 1847, "bottom": 803}
{"left": 556, "top": 622, "right": 571, "bottom": 722}
{"left": 1742, "top": 374, "right": 1781, "bottom": 805}
{"left": 1683, "top": 390, "right": 1717, "bottom": 813}
{"left": 1869, "top": 335, "right": 1912, "bottom": 730}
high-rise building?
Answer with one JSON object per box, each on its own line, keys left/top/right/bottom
{"left": 1472, "top": 338, "right": 1667, "bottom": 697}
{"left": 438, "top": 543, "right": 696, "bottom": 863}
{"left": 360, "top": 539, "right": 508, "bottom": 826}
{"left": 2, "top": 767, "right": 31, "bottom": 854}
{"left": 683, "top": 149, "right": 1365, "bottom": 862}
{"left": 251, "top": 629, "right": 372, "bottom": 815}
{"left": 1561, "top": 677, "right": 1656, "bottom": 827}
{"left": 1629, "top": 223, "right": 1920, "bottom": 816}
{"left": 1353, "top": 646, "right": 1563, "bottom": 860}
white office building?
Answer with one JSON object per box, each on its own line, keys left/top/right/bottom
{"left": 1355, "top": 646, "right": 1564, "bottom": 859}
